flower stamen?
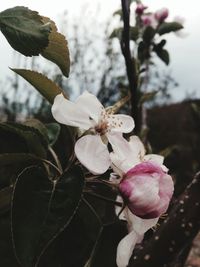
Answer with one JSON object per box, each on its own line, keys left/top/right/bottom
{"left": 95, "top": 121, "right": 109, "bottom": 135}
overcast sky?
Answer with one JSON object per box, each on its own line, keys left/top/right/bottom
{"left": 0, "top": 0, "right": 199, "bottom": 101}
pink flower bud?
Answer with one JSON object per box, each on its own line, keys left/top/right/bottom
{"left": 135, "top": 3, "right": 147, "bottom": 15}
{"left": 155, "top": 8, "right": 169, "bottom": 22}
{"left": 119, "top": 161, "right": 174, "bottom": 219}
{"left": 141, "top": 14, "right": 157, "bottom": 28}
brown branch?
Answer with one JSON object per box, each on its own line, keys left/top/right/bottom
{"left": 129, "top": 172, "right": 200, "bottom": 267}
{"left": 121, "top": 0, "right": 139, "bottom": 133}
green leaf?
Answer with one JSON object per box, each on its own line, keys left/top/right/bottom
{"left": 0, "top": 6, "right": 51, "bottom": 56}
{"left": 0, "top": 125, "right": 27, "bottom": 154}
{"left": 11, "top": 69, "right": 64, "bottom": 104}
{"left": 155, "top": 48, "right": 170, "bottom": 65}
{"left": 45, "top": 123, "right": 61, "bottom": 146}
{"left": 138, "top": 41, "right": 149, "bottom": 63}
{"left": 86, "top": 222, "right": 127, "bottom": 267}
{"left": 155, "top": 39, "right": 167, "bottom": 49}
{"left": 0, "top": 122, "right": 47, "bottom": 158}
{"left": 0, "top": 153, "right": 42, "bottom": 167}
{"left": 157, "top": 22, "right": 183, "bottom": 35}
{"left": 24, "top": 119, "right": 49, "bottom": 145}
{"left": 109, "top": 27, "right": 122, "bottom": 39}
{"left": 0, "top": 186, "right": 12, "bottom": 215}
{"left": 113, "top": 9, "right": 122, "bottom": 18}
{"left": 130, "top": 26, "right": 139, "bottom": 41}
{"left": 143, "top": 26, "right": 155, "bottom": 44}
{"left": 11, "top": 165, "right": 84, "bottom": 267}
{"left": 41, "top": 17, "right": 70, "bottom": 77}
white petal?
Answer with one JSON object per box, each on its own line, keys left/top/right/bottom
{"left": 52, "top": 94, "right": 91, "bottom": 129}
{"left": 75, "top": 91, "right": 103, "bottom": 123}
{"left": 144, "top": 154, "right": 164, "bottom": 166}
{"left": 126, "top": 210, "right": 159, "bottom": 235}
{"left": 109, "top": 173, "right": 121, "bottom": 184}
{"left": 108, "top": 133, "right": 134, "bottom": 173}
{"left": 109, "top": 114, "right": 135, "bottom": 133}
{"left": 116, "top": 230, "right": 140, "bottom": 267}
{"left": 129, "top": 136, "right": 146, "bottom": 159}
{"left": 110, "top": 153, "right": 127, "bottom": 176}
{"left": 108, "top": 133, "right": 142, "bottom": 173}
{"left": 116, "top": 205, "right": 158, "bottom": 267}
{"left": 108, "top": 133, "right": 130, "bottom": 158}
{"left": 74, "top": 135, "right": 111, "bottom": 175}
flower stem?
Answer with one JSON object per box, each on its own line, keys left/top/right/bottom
{"left": 48, "top": 146, "right": 63, "bottom": 173}
{"left": 84, "top": 191, "right": 123, "bottom": 207}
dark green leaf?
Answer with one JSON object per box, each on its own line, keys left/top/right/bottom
{"left": 86, "top": 222, "right": 127, "bottom": 267}
{"left": 52, "top": 125, "right": 75, "bottom": 169}
{"left": 138, "top": 41, "right": 149, "bottom": 63}
{"left": 109, "top": 28, "right": 122, "bottom": 39}
{"left": 45, "top": 123, "right": 61, "bottom": 146}
{"left": 0, "top": 153, "right": 42, "bottom": 167}
{"left": 39, "top": 199, "right": 102, "bottom": 267}
{"left": 0, "top": 214, "right": 20, "bottom": 266}
{"left": 24, "top": 119, "right": 49, "bottom": 145}
{"left": 130, "top": 26, "right": 139, "bottom": 41}
{"left": 11, "top": 69, "right": 64, "bottom": 104}
{"left": 0, "top": 6, "right": 51, "bottom": 56}
{"left": 0, "top": 122, "right": 47, "bottom": 158}
{"left": 155, "top": 39, "right": 167, "bottom": 49}
{"left": 0, "top": 124, "right": 28, "bottom": 154}
{"left": 155, "top": 48, "right": 170, "bottom": 65}
{"left": 157, "top": 22, "right": 183, "bottom": 35}
{"left": 41, "top": 17, "right": 70, "bottom": 77}
{"left": 143, "top": 26, "right": 155, "bottom": 44}
{"left": 11, "top": 165, "right": 84, "bottom": 267}
{"left": 0, "top": 186, "right": 12, "bottom": 215}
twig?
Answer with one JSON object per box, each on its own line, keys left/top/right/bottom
{"left": 121, "top": 0, "right": 139, "bottom": 133}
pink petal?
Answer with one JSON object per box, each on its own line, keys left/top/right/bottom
{"left": 126, "top": 161, "right": 163, "bottom": 176}
{"left": 159, "top": 174, "right": 174, "bottom": 200}
{"left": 155, "top": 8, "right": 169, "bottom": 22}
{"left": 74, "top": 135, "right": 111, "bottom": 174}
{"left": 120, "top": 173, "right": 160, "bottom": 217}
{"left": 121, "top": 162, "right": 174, "bottom": 218}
